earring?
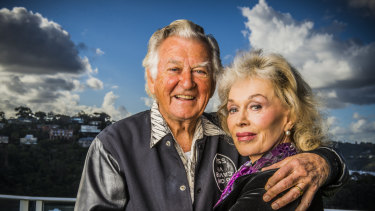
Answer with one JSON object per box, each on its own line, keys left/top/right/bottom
{"left": 285, "top": 130, "right": 291, "bottom": 136}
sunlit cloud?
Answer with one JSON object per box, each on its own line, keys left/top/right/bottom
{"left": 240, "top": 0, "right": 375, "bottom": 108}
{"left": 0, "top": 7, "right": 128, "bottom": 120}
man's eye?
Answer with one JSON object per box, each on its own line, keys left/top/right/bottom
{"left": 169, "top": 67, "right": 180, "bottom": 72}
{"left": 193, "top": 69, "right": 208, "bottom": 76}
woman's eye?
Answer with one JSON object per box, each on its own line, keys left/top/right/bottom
{"left": 250, "top": 104, "right": 262, "bottom": 110}
{"left": 228, "top": 107, "right": 238, "bottom": 114}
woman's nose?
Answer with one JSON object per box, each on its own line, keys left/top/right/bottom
{"left": 237, "top": 110, "right": 249, "bottom": 127}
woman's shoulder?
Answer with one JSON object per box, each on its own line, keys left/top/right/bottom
{"left": 215, "top": 169, "right": 324, "bottom": 211}
{"left": 231, "top": 169, "right": 322, "bottom": 211}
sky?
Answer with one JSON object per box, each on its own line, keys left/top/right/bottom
{"left": 0, "top": 0, "right": 374, "bottom": 144}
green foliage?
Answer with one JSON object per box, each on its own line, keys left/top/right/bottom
{"left": 324, "top": 173, "right": 375, "bottom": 210}
{"left": 0, "top": 140, "right": 88, "bottom": 197}
{"left": 15, "top": 106, "right": 33, "bottom": 119}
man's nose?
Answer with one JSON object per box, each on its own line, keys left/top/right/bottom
{"left": 180, "top": 70, "right": 196, "bottom": 89}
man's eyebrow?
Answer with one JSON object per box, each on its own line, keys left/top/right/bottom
{"left": 192, "top": 61, "right": 210, "bottom": 68}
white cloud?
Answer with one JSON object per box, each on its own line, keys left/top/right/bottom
{"left": 102, "top": 92, "right": 130, "bottom": 120}
{"left": 0, "top": 7, "right": 130, "bottom": 121}
{"left": 86, "top": 77, "right": 104, "bottom": 90}
{"left": 141, "top": 97, "right": 154, "bottom": 108}
{"left": 96, "top": 48, "right": 105, "bottom": 56}
{"left": 240, "top": 0, "right": 375, "bottom": 108}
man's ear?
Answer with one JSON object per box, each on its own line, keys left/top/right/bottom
{"left": 146, "top": 69, "right": 155, "bottom": 95}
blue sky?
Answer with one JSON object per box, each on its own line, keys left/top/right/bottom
{"left": 0, "top": 0, "right": 374, "bottom": 143}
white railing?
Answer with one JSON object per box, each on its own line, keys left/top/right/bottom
{"left": 0, "top": 194, "right": 75, "bottom": 211}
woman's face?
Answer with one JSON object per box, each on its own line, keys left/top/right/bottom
{"left": 226, "top": 77, "right": 291, "bottom": 162}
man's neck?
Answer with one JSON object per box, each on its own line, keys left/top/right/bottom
{"left": 165, "top": 117, "right": 198, "bottom": 152}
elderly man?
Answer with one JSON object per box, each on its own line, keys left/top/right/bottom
{"left": 75, "top": 20, "right": 347, "bottom": 211}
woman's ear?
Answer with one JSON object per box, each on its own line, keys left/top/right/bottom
{"left": 284, "top": 109, "right": 295, "bottom": 132}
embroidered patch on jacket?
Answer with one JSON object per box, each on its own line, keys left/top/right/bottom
{"left": 212, "top": 153, "right": 237, "bottom": 192}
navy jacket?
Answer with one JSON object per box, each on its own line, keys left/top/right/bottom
{"left": 75, "top": 110, "right": 248, "bottom": 210}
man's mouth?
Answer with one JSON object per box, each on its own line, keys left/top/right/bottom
{"left": 175, "top": 95, "right": 195, "bottom": 100}
{"left": 236, "top": 132, "right": 257, "bottom": 142}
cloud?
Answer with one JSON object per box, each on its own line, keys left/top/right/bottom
{"left": 0, "top": 7, "right": 129, "bottom": 121}
{"left": 86, "top": 77, "right": 104, "bottom": 90}
{"left": 96, "top": 48, "right": 105, "bottom": 56}
{"left": 347, "top": 0, "right": 375, "bottom": 15}
{"left": 102, "top": 92, "right": 130, "bottom": 120}
{"left": 324, "top": 112, "right": 375, "bottom": 143}
{"left": 240, "top": 0, "right": 375, "bottom": 108}
{"left": 141, "top": 97, "right": 153, "bottom": 108}
{"left": 0, "top": 7, "right": 86, "bottom": 75}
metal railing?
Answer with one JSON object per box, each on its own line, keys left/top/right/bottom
{"left": 0, "top": 194, "right": 76, "bottom": 211}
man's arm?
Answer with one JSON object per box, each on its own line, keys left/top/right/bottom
{"left": 261, "top": 147, "right": 348, "bottom": 211}
{"left": 74, "top": 138, "right": 127, "bottom": 211}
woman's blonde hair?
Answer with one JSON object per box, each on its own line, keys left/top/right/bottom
{"left": 218, "top": 49, "right": 324, "bottom": 151}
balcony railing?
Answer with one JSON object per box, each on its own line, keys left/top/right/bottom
{"left": 0, "top": 194, "right": 75, "bottom": 211}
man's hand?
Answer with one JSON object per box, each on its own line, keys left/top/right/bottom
{"left": 261, "top": 153, "right": 330, "bottom": 211}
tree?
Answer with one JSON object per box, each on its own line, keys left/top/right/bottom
{"left": 77, "top": 110, "right": 90, "bottom": 124}
{"left": 93, "top": 112, "right": 111, "bottom": 122}
{"left": 15, "top": 106, "right": 33, "bottom": 119}
{"left": 35, "top": 111, "right": 47, "bottom": 122}
{"left": 47, "top": 112, "right": 56, "bottom": 122}
{"left": 0, "top": 111, "right": 5, "bottom": 122}
{"left": 93, "top": 112, "right": 112, "bottom": 129}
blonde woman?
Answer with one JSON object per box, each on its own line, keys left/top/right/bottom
{"left": 214, "top": 50, "right": 325, "bottom": 210}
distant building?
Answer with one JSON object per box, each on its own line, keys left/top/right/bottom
{"left": 89, "top": 121, "right": 101, "bottom": 126}
{"left": 20, "top": 134, "right": 37, "bottom": 145}
{"left": 80, "top": 125, "right": 101, "bottom": 133}
{"left": 38, "top": 124, "right": 59, "bottom": 132}
{"left": 0, "top": 136, "right": 9, "bottom": 144}
{"left": 78, "top": 137, "right": 95, "bottom": 147}
{"left": 49, "top": 129, "right": 74, "bottom": 140}
{"left": 71, "top": 117, "right": 84, "bottom": 124}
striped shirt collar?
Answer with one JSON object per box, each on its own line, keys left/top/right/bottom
{"left": 150, "top": 101, "right": 225, "bottom": 148}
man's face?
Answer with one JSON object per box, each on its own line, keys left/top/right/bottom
{"left": 147, "top": 36, "right": 213, "bottom": 123}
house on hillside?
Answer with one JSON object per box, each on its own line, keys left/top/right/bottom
{"left": 71, "top": 117, "right": 84, "bottom": 124}
{"left": 0, "top": 136, "right": 9, "bottom": 144}
{"left": 78, "top": 137, "right": 95, "bottom": 147}
{"left": 49, "top": 129, "right": 73, "bottom": 140}
{"left": 89, "top": 121, "right": 101, "bottom": 126}
{"left": 80, "top": 125, "right": 101, "bottom": 134}
{"left": 20, "top": 134, "right": 37, "bottom": 145}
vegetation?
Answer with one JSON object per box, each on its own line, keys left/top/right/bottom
{"left": 0, "top": 140, "right": 87, "bottom": 197}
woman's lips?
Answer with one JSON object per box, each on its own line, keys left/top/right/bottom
{"left": 236, "top": 132, "right": 257, "bottom": 142}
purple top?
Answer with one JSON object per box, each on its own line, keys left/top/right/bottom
{"left": 215, "top": 143, "right": 297, "bottom": 207}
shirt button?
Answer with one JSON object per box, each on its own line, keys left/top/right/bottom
{"left": 179, "top": 185, "right": 186, "bottom": 191}
{"left": 166, "top": 141, "right": 171, "bottom": 147}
